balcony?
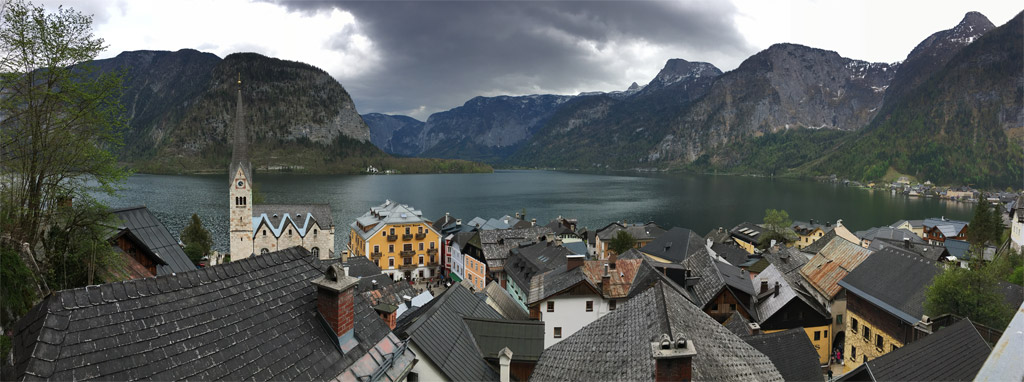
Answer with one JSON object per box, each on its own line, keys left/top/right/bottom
{"left": 427, "top": 248, "right": 438, "bottom": 256}
{"left": 400, "top": 250, "right": 416, "bottom": 257}
{"left": 402, "top": 234, "right": 413, "bottom": 241}
{"left": 386, "top": 235, "right": 398, "bottom": 242}
{"left": 415, "top": 233, "right": 427, "bottom": 240}
{"left": 370, "top": 251, "right": 383, "bottom": 260}
{"left": 400, "top": 263, "right": 418, "bottom": 271}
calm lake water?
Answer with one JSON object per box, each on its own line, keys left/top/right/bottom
{"left": 97, "top": 170, "right": 974, "bottom": 254}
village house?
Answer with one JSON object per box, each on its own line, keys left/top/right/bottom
{"left": 837, "top": 246, "right": 942, "bottom": 372}
{"left": 593, "top": 221, "right": 665, "bottom": 259}
{"left": 742, "top": 327, "right": 827, "bottom": 382}
{"left": 890, "top": 219, "right": 926, "bottom": 238}
{"left": 921, "top": 217, "right": 969, "bottom": 244}
{"left": 799, "top": 236, "right": 875, "bottom": 357}
{"left": 105, "top": 206, "right": 197, "bottom": 280}
{"left": 529, "top": 281, "right": 785, "bottom": 381}
{"left": 729, "top": 222, "right": 764, "bottom": 254}
{"left": 526, "top": 256, "right": 664, "bottom": 348}
{"left": 854, "top": 226, "right": 925, "bottom": 248}
{"left": 681, "top": 247, "right": 757, "bottom": 323}
{"left": 482, "top": 281, "right": 531, "bottom": 320}
{"left": 348, "top": 200, "right": 442, "bottom": 281}
{"left": 505, "top": 240, "right": 575, "bottom": 310}
{"left": 444, "top": 231, "right": 483, "bottom": 289}
{"left": 751, "top": 248, "right": 833, "bottom": 364}
{"left": 478, "top": 226, "right": 553, "bottom": 287}
{"left": 1009, "top": 194, "right": 1024, "bottom": 252}
{"left": 4, "top": 247, "right": 415, "bottom": 381}
{"left": 228, "top": 83, "right": 334, "bottom": 261}
{"left": 432, "top": 212, "right": 463, "bottom": 273}
{"left": 637, "top": 226, "right": 706, "bottom": 263}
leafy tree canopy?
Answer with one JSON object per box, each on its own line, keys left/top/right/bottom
{"left": 924, "top": 255, "right": 1017, "bottom": 329}
{"left": 181, "top": 213, "right": 213, "bottom": 266}
{"left": 608, "top": 230, "right": 637, "bottom": 256}
{"left": 758, "top": 209, "right": 797, "bottom": 249}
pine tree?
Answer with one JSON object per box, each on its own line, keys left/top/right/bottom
{"left": 180, "top": 214, "right": 212, "bottom": 266}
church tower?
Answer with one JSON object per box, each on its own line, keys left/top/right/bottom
{"left": 229, "top": 75, "right": 254, "bottom": 261}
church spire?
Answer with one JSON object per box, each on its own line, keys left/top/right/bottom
{"left": 229, "top": 73, "right": 251, "bottom": 183}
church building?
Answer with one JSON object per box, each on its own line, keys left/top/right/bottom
{"left": 228, "top": 77, "right": 334, "bottom": 261}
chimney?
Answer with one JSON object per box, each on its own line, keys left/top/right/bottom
{"left": 810, "top": 219, "right": 815, "bottom": 226}
{"left": 312, "top": 264, "right": 359, "bottom": 353}
{"left": 498, "top": 347, "right": 514, "bottom": 382}
{"left": 372, "top": 279, "right": 379, "bottom": 290}
{"left": 747, "top": 322, "right": 761, "bottom": 335}
{"left": 903, "top": 238, "right": 910, "bottom": 249}
{"left": 403, "top": 295, "right": 412, "bottom": 308}
{"left": 836, "top": 219, "right": 844, "bottom": 227}
{"left": 651, "top": 334, "right": 697, "bottom": 382}
{"left": 826, "top": 221, "right": 832, "bottom": 227}
{"left": 773, "top": 282, "right": 780, "bottom": 297}
{"left": 515, "top": 212, "right": 521, "bottom": 219}
{"left": 601, "top": 264, "right": 612, "bottom": 295}
{"left": 760, "top": 280, "right": 768, "bottom": 294}
{"left": 456, "top": 219, "right": 462, "bottom": 227}
{"left": 531, "top": 218, "right": 536, "bottom": 226}
{"left": 567, "top": 255, "right": 585, "bottom": 271}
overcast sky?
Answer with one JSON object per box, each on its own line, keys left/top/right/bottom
{"left": 42, "top": 0, "right": 1022, "bottom": 120}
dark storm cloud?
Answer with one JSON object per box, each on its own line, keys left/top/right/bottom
{"left": 270, "top": 1, "right": 754, "bottom": 119}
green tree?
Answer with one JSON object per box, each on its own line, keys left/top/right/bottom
{"left": 758, "top": 209, "right": 796, "bottom": 249}
{"left": 608, "top": 230, "right": 637, "bottom": 256}
{"left": 968, "top": 200, "right": 1004, "bottom": 246}
{"left": 924, "top": 260, "right": 1015, "bottom": 329}
{"left": 181, "top": 213, "right": 212, "bottom": 266}
{"left": 0, "top": 0, "right": 129, "bottom": 296}
{"left": 42, "top": 201, "right": 121, "bottom": 289}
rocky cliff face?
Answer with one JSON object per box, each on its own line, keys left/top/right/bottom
{"left": 362, "top": 113, "right": 425, "bottom": 157}
{"left": 89, "top": 50, "right": 371, "bottom": 169}
{"left": 649, "top": 43, "right": 896, "bottom": 163}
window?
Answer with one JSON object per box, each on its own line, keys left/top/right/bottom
{"left": 418, "top": 227, "right": 423, "bottom": 234}
{"left": 710, "top": 303, "right": 719, "bottom": 312}
{"left": 405, "top": 227, "right": 411, "bottom": 235}
{"left": 430, "top": 242, "right": 435, "bottom": 249}
{"left": 547, "top": 301, "right": 555, "bottom": 312}
{"left": 311, "top": 247, "right": 320, "bottom": 257}
{"left": 863, "top": 326, "right": 871, "bottom": 341}
{"left": 836, "top": 314, "right": 843, "bottom": 324}
{"left": 382, "top": 231, "right": 386, "bottom": 237}
{"left": 814, "top": 331, "right": 821, "bottom": 341}
{"left": 851, "top": 318, "right": 859, "bottom": 332}
{"left": 419, "top": 255, "right": 424, "bottom": 265}
{"left": 419, "top": 243, "right": 424, "bottom": 251}
{"left": 418, "top": 270, "right": 424, "bottom": 278}
{"left": 260, "top": 248, "right": 269, "bottom": 254}
{"left": 389, "top": 245, "right": 394, "bottom": 253}
{"left": 430, "top": 255, "right": 435, "bottom": 263}
{"left": 288, "top": 229, "right": 292, "bottom": 236}
{"left": 586, "top": 301, "right": 593, "bottom": 312}
{"left": 729, "top": 304, "right": 737, "bottom": 311}
{"left": 389, "top": 258, "right": 395, "bottom": 268}
{"left": 875, "top": 334, "right": 883, "bottom": 349}
{"left": 374, "top": 245, "right": 380, "bottom": 253}
{"left": 609, "top": 300, "right": 617, "bottom": 310}
{"left": 824, "top": 330, "right": 828, "bottom": 339}
{"left": 404, "top": 257, "right": 412, "bottom": 265}
{"left": 262, "top": 230, "right": 266, "bottom": 236}
{"left": 851, "top": 346, "right": 857, "bottom": 359}
{"left": 404, "top": 244, "right": 413, "bottom": 251}
{"left": 314, "top": 229, "right": 318, "bottom": 236}
{"left": 390, "top": 228, "right": 395, "bottom": 235}
{"left": 891, "top": 344, "right": 899, "bottom": 352}
{"left": 554, "top": 327, "right": 562, "bottom": 338}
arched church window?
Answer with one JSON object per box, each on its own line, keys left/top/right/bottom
{"left": 262, "top": 230, "right": 266, "bottom": 236}
{"left": 314, "top": 229, "right": 318, "bottom": 236}
{"left": 260, "top": 248, "right": 269, "bottom": 255}
{"left": 311, "top": 247, "right": 320, "bottom": 257}
{"left": 288, "top": 229, "right": 292, "bottom": 235}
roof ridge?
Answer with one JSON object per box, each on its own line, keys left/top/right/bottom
{"left": 109, "top": 205, "right": 147, "bottom": 213}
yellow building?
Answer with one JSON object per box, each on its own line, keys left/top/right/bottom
{"left": 349, "top": 200, "right": 441, "bottom": 280}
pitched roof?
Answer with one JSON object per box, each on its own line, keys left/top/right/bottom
{"left": 943, "top": 239, "right": 971, "bottom": 259}
{"left": 763, "top": 247, "right": 809, "bottom": 275}
{"left": 478, "top": 227, "right": 553, "bottom": 269}
{"left": 639, "top": 226, "right": 705, "bottom": 263}
{"left": 800, "top": 228, "right": 837, "bottom": 254}
{"left": 253, "top": 204, "right": 333, "bottom": 237}
{"left": 711, "top": 242, "right": 753, "bottom": 267}
{"left": 722, "top": 311, "right": 753, "bottom": 337}
{"left": 527, "top": 258, "right": 647, "bottom": 304}
{"left": 838, "top": 319, "right": 991, "bottom": 382}
{"left": 751, "top": 264, "right": 827, "bottom": 324}
{"left": 463, "top": 317, "right": 544, "bottom": 361}
{"left": 361, "top": 276, "right": 418, "bottom": 309}
{"left": 681, "top": 247, "right": 754, "bottom": 311}
{"left": 530, "top": 282, "right": 783, "bottom": 381}
{"left": 595, "top": 221, "right": 665, "bottom": 241}
{"left": 705, "top": 226, "right": 733, "bottom": 244}
{"left": 481, "top": 281, "right": 529, "bottom": 320}
{"left": 394, "top": 284, "right": 503, "bottom": 382}
{"left": 869, "top": 238, "right": 949, "bottom": 261}
{"left": 351, "top": 200, "right": 432, "bottom": 240}
{"left": 791, "top": 220, "right": 832, "bottom": 236}
{"left": 838, "top": 247, "right": 942, "bottom": 324}
{"left": 922, "top": 217, "right": 968, "bottom": 237}
{"left": 800, "top": 237, "right": 873, "bottom": 299}
{"left": 742, "top": 328, "right": 823, "bottom": 382}
{"left": 730, "top": 222, "right": 763, "bottom": 244}
{"left": 110, "top": 206, "right": 196, "bottom": 275}
{"left": 5, "top": 247, "right": 414, "bottom": 381}
{"left": 974, "top": 301, "right": 1024, "bottom": 381}
{"left": 345, "top": 255, "right": 382, "bottom": 277}
{"left": 854, "top": 226, "right": 923, "bottom": 244}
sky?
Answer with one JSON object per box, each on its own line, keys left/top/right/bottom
{"left": 41, "top": 0, "right": 1023, "bottom": 120}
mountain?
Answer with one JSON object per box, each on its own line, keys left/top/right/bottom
{"left": 810, "top": 11, "right": 1023, "bottom": 187}
{"left": 362, "top": 113, "right": 425, "bottom": 157}
{"left": 89, "top": 49, "right": 488, "bottom": 174}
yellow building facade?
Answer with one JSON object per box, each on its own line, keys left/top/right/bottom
{"left": 349, "top": 201, "right": 441, "bottom": 280}
{"left": 843, "top": 311, "right": 904, "bottom": 373}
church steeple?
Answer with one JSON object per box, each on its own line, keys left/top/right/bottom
{"left": 229, "top": 74, "right": 251, "bottom": 184}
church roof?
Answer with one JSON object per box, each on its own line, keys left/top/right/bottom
{"left": 228, "top": 83, "right": 251, "bottom": 185}
{"left": 252, "top": 204, "right": 333, "bottom": 238}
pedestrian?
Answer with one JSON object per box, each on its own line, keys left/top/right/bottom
{"left": 827, "top": 369, "right": 833, "bottom": 381}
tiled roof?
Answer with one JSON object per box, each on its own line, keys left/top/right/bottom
{"left": 711, "top": 242, "right": 752, "bottom": 267}
{"left": 361, "top": 277, "right": 418, "bottom": 308}
{"left": 527, "top": 259, "right": 646, "bottom": 304}
{"left": 530, "top": 282, "right": 783, "bottom": 381}
{"left": 869, "top": 238, "right": 948, "bottom": 261}
{"left": 791, "top": 220, "right": 832, "bottom": 236}
{"left": 922, "top": 217, "right": 968, "bottom": 237}
{"left": 345, "top": 255, "right": 382, "bottom": 277}
{"left": 639, "top": 226, "right": 705, "bottom": 263}
{"left": 482, "top": 281, "right": 530, "bottom": 320}
{"left": 479, "top": 227, "right": 553, "bottom": 269}
{"left": 463, "top": 317, "right": 544, "bottom": 361}
{"left": 800, "top": 237, "right": 872, "bottom": 299}
{"left": 838, "top": 247, "right": 941, "bottom": 324}
{"left": 351, "top": 200, "right": 432, "bottom": 240}
{"left": 253, "top": 204, "right": 333, "bottom": 238}
{"left": 751, "top": 264, "right": 827, "bottom": 324}
{"left": 723, "top": 311, "right": 753, "bottom": 337}
{"left": 5, "top": 247, "right": 414, "bottom": 381}
{"left": 394, "top": 284, "right": 503, "bottom": 382}
{"left": 110, "top": 206, "right": 196, "bottom": 275}
{"left": 730, "top": 222, "right": 763, "bottom": 244}
{"left": 681, "top": 248, "right": 754, "bottom": 313}
{"left": 705, "top": 227, "right": 733, "bottom": 244}
{"left": 742, "top": 328, "right": 823, "bottom": 382}
{"left": 595, "top": 222, "right": 665, "bottom": 241}
{"left": 838, "top": 319, "right": 991, "bottom": 382}
{"left": 763, "top": 247, "right": 808, "bottom": 275}
{"left": 854, "top": 226, "right": 923, "bottom": 244}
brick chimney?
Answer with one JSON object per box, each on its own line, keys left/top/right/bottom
{"left": 312, "top": 264, "right": 359, "bottom": 353}
{"left": 651, "top": 334, "right": 697, "bottom": 382}
{"left": 760, "top": 280, "right": 768, "bottom": 295}
{"left": 601, "top": 264, "right": 612, "bottom": 295}
{"left": 567, "top": 254, "right": 585, "bottom": 271}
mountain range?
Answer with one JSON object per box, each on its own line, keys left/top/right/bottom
{"left": 364, "top": 11, "right": 1022, "bottom": 187}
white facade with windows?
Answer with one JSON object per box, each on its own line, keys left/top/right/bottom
{"left": 534, "top": 294, "right": 616, "bottom": 349}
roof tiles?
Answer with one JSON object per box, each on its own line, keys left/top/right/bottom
{"left": 800, "top": 237, "right": 873, "bottom": 299}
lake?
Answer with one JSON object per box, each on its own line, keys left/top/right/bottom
{"left": 97, "top": 170, "right": 974, "bottom": 254}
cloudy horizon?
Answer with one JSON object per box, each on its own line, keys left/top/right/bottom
{"left": 39, "top": 0, "right": 1023, "bottom": 120}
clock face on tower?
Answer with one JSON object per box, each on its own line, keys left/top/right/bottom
{"left": 237, "top": 180, "right": 244, "bottom": 188}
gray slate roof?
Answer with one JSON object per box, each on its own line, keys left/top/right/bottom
{"left": 838, "top": 319, "right": 991, "bottom": 382}
{"left": 838, "top": 246, "right": 942, "bottom": 324}
{"left": 723, "top": 312, "right": 753, "bottom": 337}
{"left": 394, "top": 283, "right": 503, "bottom": 382}
{"left": 595, "top": 221, "right": 665, "bottom": 241}
{"left": 110, "top": 206, "right": 196, "bottom": 275}
{"left": 712, "top": 242, "right": 753, "bottom": 267}
{"left": 869, "top": 237, "right": 949, "bottom": 261}
{"left": 531, "top": 282, "right": 783, "bottom": 381}
{"left": 682, "top": 247, "right": 754, "bottom": 314}
{"left": 351, "top": 200, "right": 431, "bottom": 240}
{"left": 854, "top": 226, "right": 923, "bottom": 244}
{"left": 478, "top": 227, "right": 552, "bottom": 269}
{"left": 751, "top": 264, "right": 827, "bottom": 325}
{"left": 481, "top": 281, "right": 529, "bottom": 320}
{"left": 639, "top": 226, "right": 705, "bottom": 263}
{"left": 730, "top": 222, "right": 763, "bottom": 245}
{"left": 5, "top": 247, "right": 414, "bottom": 381}
{"left": 463, "top": 317, "right": 544, "bottom": 361}
{"left": 742, "top": 328, "right": 823, "bottom": 382}
{"left": 345, "top": 255, "right": 382, "bottom": 277}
